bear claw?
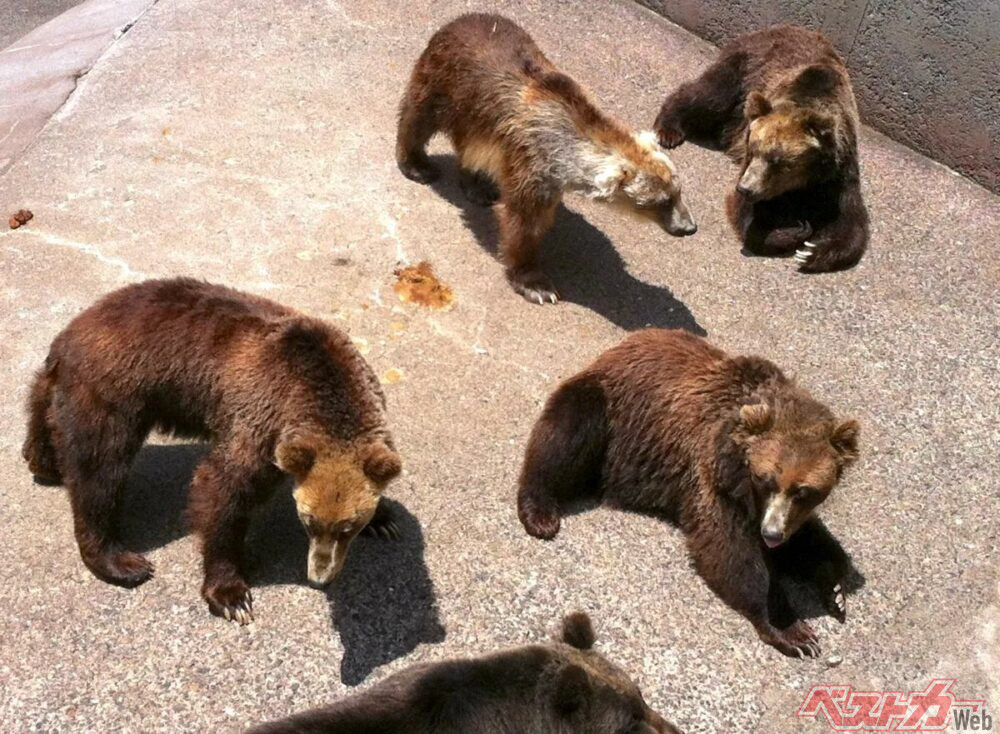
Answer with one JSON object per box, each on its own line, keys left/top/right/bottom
{"left": 205, "top": 579, "right": 254, "bottom": 625}
{"left": 828, "top": 583, "right": 847, "bottom": 623}
{"left": 794, "top": 241, "right": 817, "bottom": 265}
{"left": 508, "top": 269, "right": 559, "bottom": 305}
{"left": 770, "top": 620, "right": 821, "bottom": 659}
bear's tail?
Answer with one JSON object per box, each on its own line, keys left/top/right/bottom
{"left": 22, "top": 357, "right": 62, "bottom": 484}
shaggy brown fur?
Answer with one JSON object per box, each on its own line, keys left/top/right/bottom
{"left": 654, "top": 25, "right": 868, "bottom": 273}
{"left": 248, "top": 612, "right": 683, "bottom": 734}
{"left": 22, "top": 278, "right": 401, "bottom": 624}
{"left": 397, "top": 13, "right": 696, "bottom": 304}
{"left": 518, "top": 330, "right": 860, "bottom": 658}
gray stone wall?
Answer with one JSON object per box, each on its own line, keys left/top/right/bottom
{"left": 637, "top": 0, "right": 1000, "bottom": 193}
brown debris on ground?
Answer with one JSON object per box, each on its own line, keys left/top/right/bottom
{"left": 393, "top": 261, "right": 454, "bottom": 310}
{"left": 8, "top": 209, "right": 33, "bottom": 229}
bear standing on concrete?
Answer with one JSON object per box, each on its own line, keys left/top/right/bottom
{"left": 517, "top": 330, "right": 860, "bottom": 657}
{"left": 23, "top": 278, "right": 402, "bottom": 624}
{"left": 397, "top": 13, "right": 696, "bottom": 305}
{"left": 654, "top": 26, "right": 869, "bottom": 272}
{"left": 248, "top": 611, "right": 683, "bottom": 734}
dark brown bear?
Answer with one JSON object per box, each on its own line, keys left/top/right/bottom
{"left": 517, "top": 330, "right": 860, "bottom": 657}
{"left": 397, "top": 13, "right": 696, "bottom": 305}
{"left": 22, "top": 278, "right": 402, "bottom": 624}
{"left": 653, "top": 25, "right": 869, "bottom": 273}
{"left": 248, "top": 612, "right": 683, "bottom": 734}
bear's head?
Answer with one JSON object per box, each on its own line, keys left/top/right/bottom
{"left": 275, "top": 428, "right": 401, "bottom": 585}
{"left": 719, "top": 397, "right": 859, "bottom": 549}
{"left": 550, "top": 612, "right": 683, "bottom": 733}
{"left": 736, "top": 70, "right": 845, "bottom": 201}
{"left": 597, "top": 131, "right": 697, "bottom": 238}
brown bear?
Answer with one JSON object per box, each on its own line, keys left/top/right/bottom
{"left": 653, "top": 25, "right": 868, "bottom": 273}
{"left": 247, "top": 611, "right": 683, "bottom": 734}
{"left": 517, "top": 330, "right": 860, "bottom": 657}
{"left": 397, "top": 13, "right": 696, "bottom": 305}
{"left": 22, "top": 278, "right": 402, "bottom": 624}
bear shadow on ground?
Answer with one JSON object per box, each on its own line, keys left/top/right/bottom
{"left": 556, "top": 501, "right": 866, "bottom": 623}
{"left": 115, "top": 441, "right": 444, "bottom": 685}
{"left": 423, "top": 154, "right": 706, "bottom": 334}
{"left": 248, "top": 492, "right": 446, "bottom": 686}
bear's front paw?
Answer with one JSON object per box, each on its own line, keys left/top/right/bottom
{"left": 763, "top": 220, "right": 813, "bottom": 251}
{"left": 519, "top": 504, "right": 562, "bottom": 540}
{"left": 363, "top": 502, "right": 401, "bottom": 540}
{"left": 507, "top": 268, "right": 559, "bottom": 305}
{"left": 657, "top": 124, "right": 686, "bottom": 149}
{"left": 204, "top": 578, "right": 254, "bottom": 625}
{"left": 769, "top": 620, "right": 820, "bottom": 659}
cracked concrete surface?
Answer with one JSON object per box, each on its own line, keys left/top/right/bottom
{"left": 0, "top": 0, "right": 157, "bottom": 173}
{"left": 0, "top": 0, "right": 998, "bottom": 732}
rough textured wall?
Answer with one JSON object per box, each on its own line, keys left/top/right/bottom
{"left": 637, "top": 0, "right": 1000, "bottom": 193}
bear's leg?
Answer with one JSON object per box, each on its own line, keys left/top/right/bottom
{"left": 396, "top": 74, "right": 442, "bottom": 184}
{"left": 362, "top": 498, "right": 401, "bottom": 540}
{"left": 726, "top": 191, "right": 814, "bottom": 256}
{"left": 795, "top": 180, "right": 869, "bottom": 273}
{"left": 687, "top": 525, "right": 820, "bottom": 658}
{"left": 498, "top": 193, "right": 561, "bottom": 305}
{"left": 56, "top": 398, "right": 152, "bottom": 588}
{"left": 22, "top": 365, "right": 62, "bottom": 484}
{"left": 518, "top": 375, "right": 607, "bottom": 540}
{"left": 654, "top": 51, "right": 746, "bottom": 149}
{"left": 771, "top": 517, "right": 851, "bottom": 623}
{"left": 459, "top": 167, "right": 500, "bottom": 207}
{"left": 188, "top": 448, "right": 275, "bottom": 624}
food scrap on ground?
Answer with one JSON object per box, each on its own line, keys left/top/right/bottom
{"left": 381, "top": 367, "right": 404, "bottom": 384}
{"left": 393, "top": 261, "right": 454, "bottom": 310}
{"left": 8, "top": 209, "right": 33, "bottom": 229}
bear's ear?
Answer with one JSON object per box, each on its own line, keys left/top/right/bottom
{"left": 745, "top": 91, "right": 771, "bottom": 120}
{"left": 791, "top": 64, "right": 840, "bottom": 100}
{"left": 275, "top": 429, "right": 317, "bottom": 477}
{"left": 739, "top": 403, "right": 773, "bottom": 434}
{"left": 830, "top": 419, "right": 860, "bottom": 464}
{"left": 553, "top": 664, "right": 591, "bottom": 717}
{"left": 560, "top": 612, "right": 596, "bottom": 650}
{"left": 361, "top": 442, "right": 402, "bottom": 483}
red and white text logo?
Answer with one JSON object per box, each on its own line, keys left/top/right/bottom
{"left": 797, "top": 679, "right": 991, "bottom": 732}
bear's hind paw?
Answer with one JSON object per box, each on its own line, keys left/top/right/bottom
{"left": 86, "top": 549, "right": 155, "bottom": 589}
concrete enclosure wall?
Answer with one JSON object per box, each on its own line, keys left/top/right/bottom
{"left": 637, "top": 0, "right": 1000, "bottom": 193}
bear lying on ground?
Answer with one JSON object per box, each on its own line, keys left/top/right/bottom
{"left": 517, "top": 329, "right": 860, "bottom": 657}
{"left": 23, "top": 278, "right": 401, "bottom": 624}
{"left": 654, "top": 25, "right": 869, "bottom": 273}
{"left": 247, "top": 611, "right": 682, "bottom": 733}
{"left": 397, "top": 13, "right": 696, "bottom": 305}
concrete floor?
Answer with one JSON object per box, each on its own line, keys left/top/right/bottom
{"left": 0, "top": 0, "right": 79, "bottom": 50}
{"left": 0, "top": 0, "right": 997, "bottom": 732}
